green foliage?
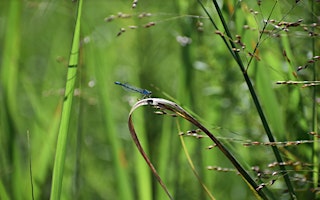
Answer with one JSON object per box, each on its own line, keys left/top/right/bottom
{"left": 0, "top": 0, "right": 319, "bottom": 200}
{"left": 50, "top": 1, "right": 83, "bottom": 199}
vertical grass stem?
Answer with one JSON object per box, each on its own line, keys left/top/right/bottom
{"left": 50, "top": 1, "right": 83, "bottom": 199}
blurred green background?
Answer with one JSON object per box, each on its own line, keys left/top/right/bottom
{"left": 0, "top": 0, "right": 319, "bottom": 199}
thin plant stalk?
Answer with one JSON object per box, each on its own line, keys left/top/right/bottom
{"left": 50, "top": 0, "right": 83, "bottom": 199}
{"left": 311, "top": 0, "right": 319, "bottom": 196}
{"left": 198, "top": 1, "right": 295, "bottom": 198}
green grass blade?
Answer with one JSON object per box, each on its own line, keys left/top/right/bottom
{"left": 50, "top": 1, "right": 83, "bottom": 199}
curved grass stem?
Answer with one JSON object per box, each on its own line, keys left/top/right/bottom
{"left": 128, "top": 98, "right": 269, "bottom": 200}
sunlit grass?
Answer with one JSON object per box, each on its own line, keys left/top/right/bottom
{"left": 0, "top": 0, "right": 319, "bottom": 199}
